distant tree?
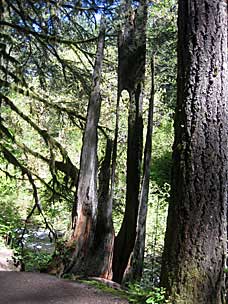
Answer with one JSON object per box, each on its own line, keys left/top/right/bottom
{"left": 160, "top": 1, "right": 228, "bottom": 303}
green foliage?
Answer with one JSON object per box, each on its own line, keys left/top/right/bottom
{"left": 14, "top": 248, "right": 52, "bottom": 272}
{"left": 0, "top": 175, "right": 23, "bottom": 243}
{"left": 70, "top": 280, "right": 170, "bottom": 303}
{"left": 145, "top": 288, "right": 170, "bottom": 304}
{"left": 78, "top": 279, "right": 129, "bottom": 300}
{"left": 141, "top": 114, "right": 173, "bottom": 286}
{"left": 148, "top": 0, "right": 177, "bottom": 111}
{"left": 151, "top": 118, "right": 173, "bottom": 186}
{"left": 23, "top": 251, "right": 52, "bottom": 272}
{"left": 128, "top": 284, "right": 170, "bottom": 304}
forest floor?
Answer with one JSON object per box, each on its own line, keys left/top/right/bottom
{"left": 0, "top": 245, "right": 129, "bottom": 304}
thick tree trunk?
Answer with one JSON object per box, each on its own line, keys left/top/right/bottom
{"left": 160, "top": 1, "right": 228, "bottom": 303}
{"left": 112, "top": 0, "right": 147, "bottom": 284}
{"left": 63, "top": 19, "right": 106, "bottom": 275}
{"left": 0, "top": 1, "right": 3, "bottom": 120}
{"left": 124, "top": 57, "right": 155, "bottom": 283}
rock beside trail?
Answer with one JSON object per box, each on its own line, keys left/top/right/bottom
{"left": 0, "top": 247, "right": 19, "bottom": 271}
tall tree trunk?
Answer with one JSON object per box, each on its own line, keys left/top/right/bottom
{"left": 63, "top": 18, "right": 106, "bottom": 275}
{"left": 112, "top": 87, "right": 143, "bottom": 283}
{"left": 88, "top": 91, "right": 121, "bottom": 279}
{"left": 112, "top": 0, "right": 147, "bottom": 283}
{"left": 86, "top": 138, "right": 114, "bottom": 279}
{"left": 160, "top": 1, "right": 228, "bottom": 303}
{"left": 86, "top": 73, "right": 122, "bottom": 279}
{"left": 124, "top": 56, "right": 155, "bottom": 283}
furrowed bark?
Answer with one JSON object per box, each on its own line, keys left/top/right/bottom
{"left": 88, "top": 138, "right": 114, "bottom": 279}
{"left": 63, "top": 18, "right": 106, "bottom": 275}
{"left": 160, "top": 1, "right": 228, "bottom": 303}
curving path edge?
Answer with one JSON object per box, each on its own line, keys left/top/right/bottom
{"left": 0, "top": 271, "right": 129, "bottom": 304}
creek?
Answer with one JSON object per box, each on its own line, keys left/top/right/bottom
{"left": 15, "top": 226, "right": 64, "bottom": 254}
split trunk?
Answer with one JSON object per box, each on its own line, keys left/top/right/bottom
{"left": 112, "top": 0, "right": 147, "bottom": 283}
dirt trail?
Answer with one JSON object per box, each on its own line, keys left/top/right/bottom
{"left": 0, "top": 247, "right": 129, "bottom": 304}
{"left": 0, "top": 271, "right": 129, "bottom": 304}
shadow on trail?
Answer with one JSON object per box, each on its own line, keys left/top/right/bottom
{"left": 0, "top": 271, "right": 128, "bottom": 304}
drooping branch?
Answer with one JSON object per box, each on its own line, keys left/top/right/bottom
{"left": 0, "top": 144, "right": 56, "bottom": 237}
{"left": 0, "top": 80, "right": 111, "bottom": 138}
{"left": 0, "top": 141, "right": 73, "bottom": 203}
{"left": 0, "top": 117, "right": 77, "bottom": 183}
{"left": 1, "top": 93, "right": 70, "bottom": 158}
{"left": 0, "top": 64, "right": 27, "bottom": 86}
{"left": 0, "top": 21, "right": 98, "bottom": 46}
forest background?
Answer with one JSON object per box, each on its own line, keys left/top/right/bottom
{"left": 0, "top": 0, "right": 177, "bottom": 302}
